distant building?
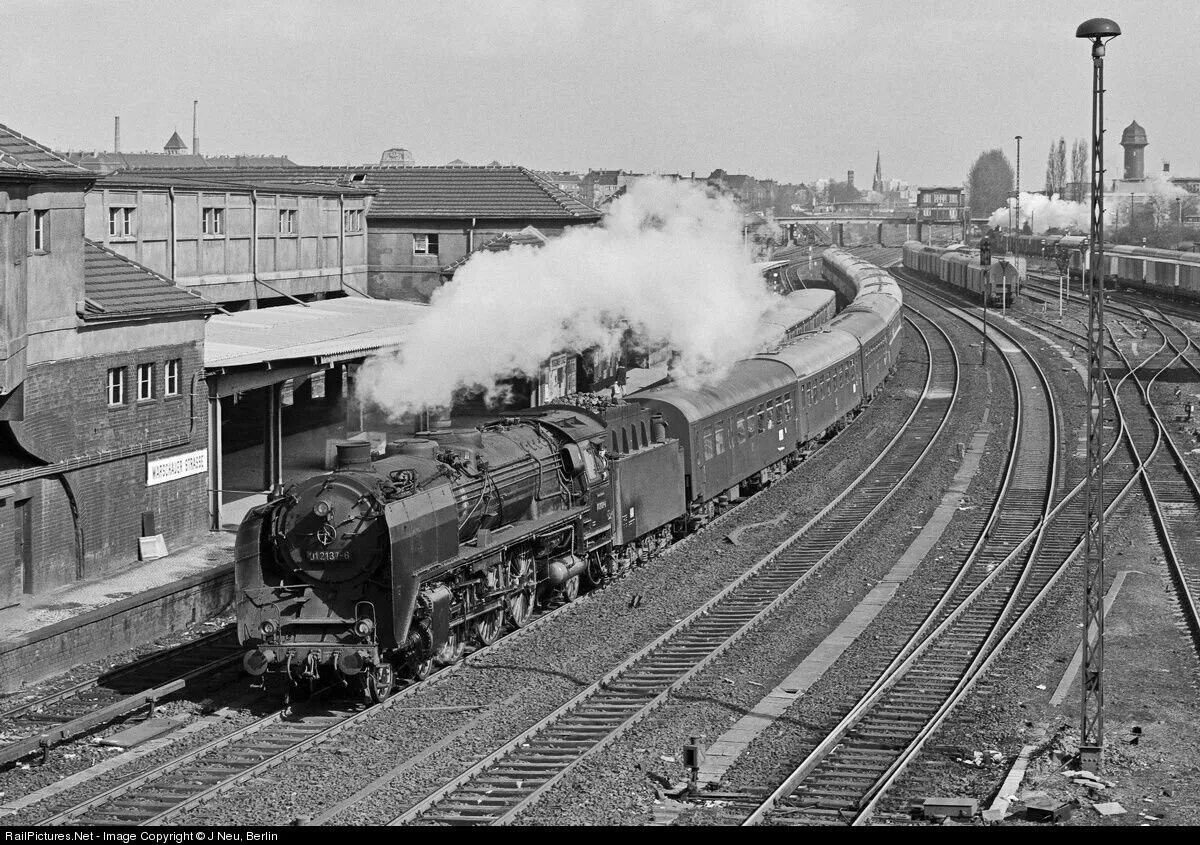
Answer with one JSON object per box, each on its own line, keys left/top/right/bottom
{"left": 120, "top": 164, "right": 602, "bottom": 301}
{"left": 1, "top": 121, "right": 217, "bottom": 602}
{"left": 379, "top": 147, "right": 414, "bottom": 166}
{"left": 582, "top": 170, "right": 628, "bottom": 207}
{"left": 916, "top": 186, "right": 964, "bottom": 222}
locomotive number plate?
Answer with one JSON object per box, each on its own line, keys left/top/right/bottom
{"left": 306, "top": 550, "right": 352, "bottom": 562}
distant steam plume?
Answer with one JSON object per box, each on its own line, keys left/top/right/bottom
{"left": 357, "top": 177, "right": 783, "bottom": 418}
{"left": 988, "top": 192, "right": 1092, "bottom": 233}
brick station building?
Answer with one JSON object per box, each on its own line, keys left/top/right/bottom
{"left": 1, "top": 122, "right": 217, "bottom": 605}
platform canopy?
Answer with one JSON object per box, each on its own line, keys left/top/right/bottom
{"left": 205, "top": 297, "right": 428, "bottom": 370}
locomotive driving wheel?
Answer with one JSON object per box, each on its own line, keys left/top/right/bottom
{"left": 471, "top": 609, "right": 504, "bottom": 646}
{"left": 366, "top": 664, "right": 395, "bottom": 703}
{"left": 506, "top": 588, "right": 535, "bottom": 628}
{"left": 435, "top": 626, "right": 466, "bottom": 665}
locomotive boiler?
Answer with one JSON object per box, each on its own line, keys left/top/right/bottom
{"left": 235, "top": 408, "right": 614, "bottom": 701}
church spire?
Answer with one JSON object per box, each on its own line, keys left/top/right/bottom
{"left": 872, "top": 150, "right": 884, "bottom": 193}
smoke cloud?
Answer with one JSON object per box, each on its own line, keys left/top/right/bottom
{"left": 357, "top": 177, "right": 783, "bottom": 418}
{"left": 987, "top": 192, "right": 1092, "bottom": 233}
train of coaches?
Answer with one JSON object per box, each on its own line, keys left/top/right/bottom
{"left": 996, "top": 231, "right": 1200, "bottom": 302}
{"left": 233, "top": 249, "right": 903, "bottom": 701}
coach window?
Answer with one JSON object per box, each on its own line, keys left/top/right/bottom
{"left": 736, "top": 417, "right": 746, "bottom": 443}
{"left": 621, "top": 429, "right": 629, "bottom": 453}
{"left": 715, "top": 424, "right": 726, "bottom": 455}
{"left": 757, "top": 404, "right": 766, "bottom": 434}
{"left": 703, "top": 429, "right": 714, "bottom": 461}
{"left": 610, "top": 431, "right": 619, "bottom": 452}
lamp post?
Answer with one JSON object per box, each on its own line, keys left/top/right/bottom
{"left": 1015, "top": 135, "right": 1023, "bottom": 241}
{"left": 1076, "top": 15, "right": 1120, "bottom": 774}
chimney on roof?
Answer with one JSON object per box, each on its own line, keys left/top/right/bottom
{"left": 114, "top": 116, "right": 120, "bottom": 153}
{"left": 192, "top": 100, "right": 200, "bottom": 156}
{"left": 847, "top": 170, "right": 855, "bottom": 189}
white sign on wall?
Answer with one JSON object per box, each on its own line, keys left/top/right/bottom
{"left": 147, "top": 449, "right": 208, "bottom": 487}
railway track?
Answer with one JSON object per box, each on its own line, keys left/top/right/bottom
{"left": 732, "top": 276, "right": 1068, "bottom": 824}
{"left": 0, "top": 626, "right": 241, "bottom": 769}
{"left": 1106, "top": 312, "right": 1200, "bottom": 656}
{"left": 383, "top": 310, "right": 956, "bottom": 826}
{"left": 1011, "top": 279, "right": 1200, "bottom": 657}
{"left": 32, "top": 593, "right": 593, "bottom": 826}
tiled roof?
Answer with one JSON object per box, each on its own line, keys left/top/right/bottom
{"left": 108, "top": 165, "right": 601, "bottom": 220}
{"left": 0, "top": 122, "right": 95, "bottom": 179}
{"left": 205, "top": 297, "right": 428, "bottom": 368}
{"left": 441, "top": 225, "right": 548, "bottom": 273}
{"left": 81, "top": 241, "right": 217, "bottom": 321}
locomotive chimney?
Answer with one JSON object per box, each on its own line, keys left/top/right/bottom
{"left": 334, "top": 440, "right": 372, "bottom": 470}
{"left": 651, "top": 413, "right": 667, "bottom": 444}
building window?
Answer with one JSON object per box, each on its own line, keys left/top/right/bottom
{"left": 107, "top": 207, "right": 134, "bottom": 238}
{"left": 343, "top": 209, "right": 364, "bottom": 232}
{"left": 33, "top": 210, "right": 49, "bottom": 252}
{"left": 107, "top": 367, "right": 125, "bottom": 407}
{"left": 165, "top": 359, "right": 181, "bottom": 397}
{"left": 137, "top": 363, "right": 156, "bottom": 401}
{"left": 202, "top": 207, "right": 225, "bottom": 236}
{"left": 413, "top": 233, "right": 439, "bottom": 255}
{"left": 278, "top": 209, "right": 296, "bottom": 234}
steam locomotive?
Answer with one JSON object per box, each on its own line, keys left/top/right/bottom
{"left": 235, "top": 248, "right": 903, "bottom": 702}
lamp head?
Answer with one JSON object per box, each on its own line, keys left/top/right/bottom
{"left": 1077, "top": 18, "right": 1120, "bottom": 56}
{"left": 1075, "top": 18, "right": 1121, "bottom": 40}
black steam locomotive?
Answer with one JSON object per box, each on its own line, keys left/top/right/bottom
{"left": 236, "top": 248, "right": 903, "bottom": 702}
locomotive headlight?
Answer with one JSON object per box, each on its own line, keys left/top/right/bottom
{"left": 353, "top": 618, "right": 375, "bottom": 638}
{"left": 313, "top": 499, "right": 332, "bottom": 518}
{"left": 260, "top": 620, "right": 278, "bottom": 638}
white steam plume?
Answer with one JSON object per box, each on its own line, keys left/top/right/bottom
{"left": 357, "top": 177, "right": 783, "bottom": 418}
{"left": 988, "top": 192, "right": 1093, "bottom": 233}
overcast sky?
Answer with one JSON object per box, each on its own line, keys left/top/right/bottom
{"left": 3, "top": 1, "right": 1192, "bottom": 188}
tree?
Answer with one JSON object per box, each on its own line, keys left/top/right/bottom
{"left": 967, "top": 149, "right": 1014, "bottom": 218}
{"left": 1070, "top": 138, "right": 1089, "bottom": 202}
{"left": 1045, "top": 137, "right": 1067, "bottom": 197}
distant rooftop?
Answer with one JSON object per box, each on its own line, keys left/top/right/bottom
{"left": 102, "top": 164, "right": 601, "bottom": 220}
{"left": 61, "top": 150, "right": 299, "bottom": 174}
